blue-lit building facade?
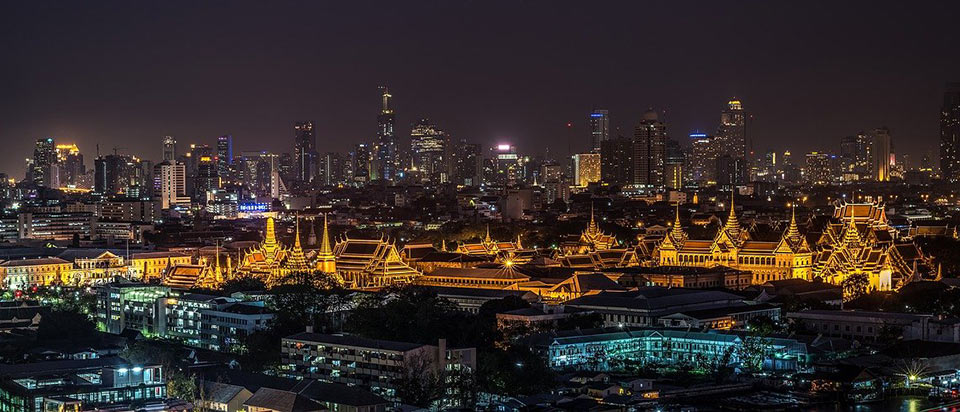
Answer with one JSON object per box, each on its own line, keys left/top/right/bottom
{"left": 0, "top": 358, "right": 165, "bottom": 412}
{"left": 548, "top": 328, "right": 808, "bottom": 372}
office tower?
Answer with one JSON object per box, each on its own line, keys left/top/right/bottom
{"left": 803, "top": 152, "right": 835, "bottom": 185}
{"left": 572, "top": 153, "right": 601, "bottom": 187}
{"left": 94, "top": 154, "right": 145, "bottom": 196}
{"left": 56, "top": 144, "right": 84, "bottom": 187}
{"left": 194, "top": 155, "right": 220, "bottom": 201}
{"left": 352, "top": 143, "right": 371, "bottom": 185}
{"left": 410, "top": 119, "right": 448, "bottom": 184}
{"left": 758, "top": 150, "right": 777, "bottom": 182}
{"left": 491, "top": 144, "right": 521, "bottom": 188}
{"left": 941, "top": 83, "right": 960, "bottom": 181}
{"left": 634, "top": 109, "right": 667, "bottom": 188}
{"left": 716, "top": 155, "right": 746, "bottom": 186}
{"left": 589, "top": 109, "right": 610, "bottom": 152}
{"left": 600, "top": 135, "right": 636, "bottom": 186}
{"left": 32, "top": 138, "right": 56, "bottom": 187}
{"left": 375, "top": 87, "right": 398, "bottom": 182}
{"left": 154, "top": 161, "right": 188, "bottom": 209}
{"left": 162, "top": 136, "right": 177, "bottom": 162}
{"left": 839, "top": 132, "right": 873, "bottom": 181}
{"left": 293, "top": 121, "right": 317, "bottom": 184}
{"left": 664, "top": 139, "right": 684, "bottom": 190}
{"left": 216, "top": 135, "right": 233, "bottom": 178}
{"left": 872, "top": 127, "right": 892, "bottom": 182}
{"left": 317, "top": 152, "right": 344, "bottom": 186}
{"left": 686, "top": 133, "right": 717, "bottom": 185}
{"left": 717, "top": 99, "right": 746, "bottom": 159}
{"left": 239, "top": 151, "right": 281, "bottom": 198}
{"left": 453, "top": 141, "right": 482, "bottom": 186}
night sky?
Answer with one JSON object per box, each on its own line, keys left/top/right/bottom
{"left": 2, "top": 1, "right": 959, "bottom": 177}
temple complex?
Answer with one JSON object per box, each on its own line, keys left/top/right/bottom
{"left": 656, "top": 195, "right": 814, "bottom": 284}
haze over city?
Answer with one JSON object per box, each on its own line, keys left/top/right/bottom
{"left": 3, "top": 1, "right": 959, "bottom": 176}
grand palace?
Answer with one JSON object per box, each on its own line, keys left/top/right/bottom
{"left": 654, "top": 196, "right": 931, "bottom": 292}
{"left": 2, "top": 198, "right": 934, "bottom": 300}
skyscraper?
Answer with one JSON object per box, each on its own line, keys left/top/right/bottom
{"left": 573, "top": 153, "right": 601, "bottom": 187}
{"left": 941, "top": 83, "right": 960, "bottom": 181}
{"left": 634, "top": 109, "right": 667, "bottom": 188}
{"left": 600, "top": 135, "right": 636, "bottom": 186}
{"left": 454, "top": 141, "right": 482, "bottom": 186}
{"left": 410, "top": 119, "right": 448, "bottom": 184}
{"left": 352, "top": 143, "right": 371, "bottom": 186}
{"left": 687, "top": 133, "right": 717, "bottom": 185}
{"left": 162, "top": 136, "right": 177, "bottom": 163}
{"left": 154, "top": 161, "right": 189, "bottom": 209}
{"left": 294, "top": 121, "right": 316, "bottom": 183}
{"left": 216, "top": 135, "right": 233, "bottom": 178}
{"left": 317, "top": 152, "right": 344, "bottom": 186}
{"left": 872, "top": 127, "right": 892, "bottom": 182}
{"left": 589, "top": 109, "right": 610, "bottom": 153}
{"left": 32, "top": 138, "right": 56, "bottom": 187}
{"left": 839, "top": 133, "right": 873, "bottom": 181}
{"left": 717, "top": 99, "right": 746, "bottom": 159}
{"left": 56, "top": 144, "right": 84, "bottom": 187}
{"left": 375, "top": 87, "right": 398, "bottom": 182}
{"left": 664, "top": 139, "right": 684, "bottom": 190}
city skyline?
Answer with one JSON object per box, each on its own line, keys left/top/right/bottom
{"left": 2, "top": 2, "right": 959, "bottom": 177}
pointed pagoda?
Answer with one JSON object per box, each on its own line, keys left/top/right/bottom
{"left": 316, "top": 213, "right": 337, "bottom": 274}
{"left": 571, "top": 202, "right": 617, "bottom": 253}
{"left": 284, "top": 216, "right": 312, "bottom": 275}
{"left": 235, "top": 216, "right": 290, "bottom": 285}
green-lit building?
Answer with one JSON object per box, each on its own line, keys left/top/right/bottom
{"left": 548, "top": 327, "right": 808, "bottom": 372}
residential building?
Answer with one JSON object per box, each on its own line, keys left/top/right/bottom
{"left": 281, "top": 332, "right": 475, "bottom": 401}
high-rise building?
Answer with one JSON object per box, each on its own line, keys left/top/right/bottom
{"left": 352, "top": 143, "right": 371, "bottom": 186}
{"left": 634, "top": 109, "right": 667, "bottom": 188}
{"left": 687, "top": 133, "right": 717, "bottom": 185}
{"left": 194, "top": 155, "right": 220, "bottom": 201}
{"left": 375, "top": 86, "right": 399, "bottom": 182}
{"left": 803, "top": 152, "right": 835, "bottom": 185}
{"left": 872, "top": 127, "right": 892, "bottom": 182}
{"left": 56, "top": 144, "right": 84, "bottom": 187}
{"left": 154, "top": 161, "right": 189, "bottom": 209}
{"left": 839, "top": 133, "right": 873, "bottom": 181}
{"left": 410, "top": 119, "right": 448, "bottom": 184}
{"left": 600, "top": 135, "right": 635, "bottom": 186}
{"left": 589, "top": 109, "right": 610, "bottom": 153}
{"left": 572, "top": 153, "right": 601, "bottom": 187}
{"left": 162, "top": 136, "right": 177, "bottom": 163}
{"left": 664, "top": 139, "right": 684, "bottom": 190}
{"left": 216, "top": 135, "right": 233, "bottom": 178}
{"left": 454, "top": 141, "right": 482, "bottom": 186}
{"left": 294, "top": 122, "right": 317, "bottom": 183}
{"left": 32, "top": 138, "right": 56, "bottom": 187}
{"left": 717, "top": 99, "right": 746, "bottom": 159}
{"left": 491, "top": 144, "right": 522, "bottom": 188}
{"left": 940, "top": 83, "right": 960, "bottom": 181}
{"left": 318, "top": 152, "right": 344, "bottom": 186}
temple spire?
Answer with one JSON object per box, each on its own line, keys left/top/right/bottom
{"left": 785, "top": 205, "right": 802, "bottom": 242}
{"left": 320, "top": 213, "right": 332, "bottom": 255}
{"left": 485, "top": 224, "right": 491, "bottom": 243}
{"left": 670, "top": 202, "right": 686, "bottom": 241}
{"left": 317, "top": 213, "right": 336, "bottom": 274}
{"left": 724, "top": 190, "right": 740, "bottom": 233}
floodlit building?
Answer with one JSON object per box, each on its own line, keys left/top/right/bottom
{"left": 656, "top": 196, "right": 814, "bottom": 284}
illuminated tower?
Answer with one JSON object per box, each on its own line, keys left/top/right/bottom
{"left": 872, "top": 127, "right": 892, "bottom": 182}
{"left": 634, "top": 109, "right": 667, "bottom": 188}
{"left": 316, "top": 214, "right": 336, "bottom": 274}
{"left": 162, "top": 136, "right": 177, "bottom": 163}
{"left": 294, "top": 122, "right": 317, "bottom": 183}
{"left": 376, "top": 86, "right": 398, "bottom": 182}
{"left": 717, "top": 99, "right": 746, "bottom": 160}
{"left": 589, "top": 109, "right": 610, "bottom": 152}
{"left": 32, "top": 138, "right": 56, "bottom": 187}
{"left": 942, "top": 83, "right": 960, "bottom": 181}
